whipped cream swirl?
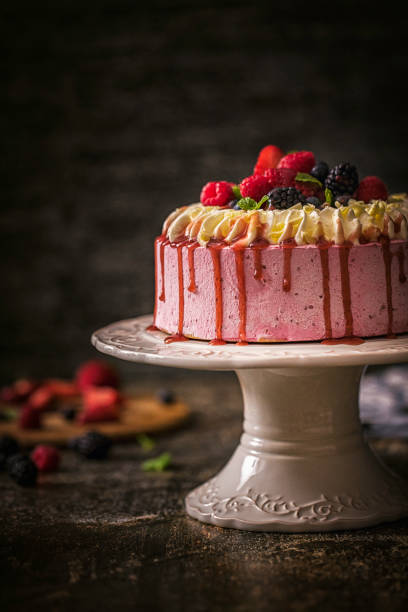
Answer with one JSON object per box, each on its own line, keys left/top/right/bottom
{"left": 162, "top": 196, "right": 408, "bottom": 247}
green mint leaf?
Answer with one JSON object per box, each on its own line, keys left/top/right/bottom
{"left": 142, "top": 452, "right": 172, "bottom": 472}
{"left": 295, "top": 172, "right": 322, "bottom": 187}
{"left": 136, "top": 433, "right": 156, "bottom": 451}
{"left": 238, "top": 197, "right": 258, "bottom": 210}
{"left": 258, "top": 195, "right": 269, "bottom": 207}
{"left": 325, "top": 188, "right": 333, "bottom": 205}
{"left": 287, "top": 149, "right": 299, "bottom": 154}
{"left": 232, "top": 184, "right": 242, "bottom": 199}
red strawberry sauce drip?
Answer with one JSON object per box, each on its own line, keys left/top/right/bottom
{"left": 187, "top": 242, "right": 200, "bottom": 293}
{"left": 157, "top": 236, "right": 168, "bottom": 302}
{"left": 338, "top": 245, "right": 354, "bottom": 337}
{"left": 318, "top": 243, "right": 332, "bottom": 339}
{"left": 164, "top": 241, "right": 188, "bottom": 344}
{"left": 146, "top": 325, "right": 159, "bottom": 332}
{"left": 233, "top": 248, "right": 248, "bottom": 345}
{"left": 209, "top": 244, "right": 226, "bottom": 345}
{"left": 321, "top": 337, "right": 365, "bottom": 345}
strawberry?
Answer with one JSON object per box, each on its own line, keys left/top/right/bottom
{"left": 44, "top": 379, "right": 79, "bottom": 398}
{"left": 78, "top": 386, "right": 121, "bottom": 423}
{"left": 277, "top": 151, "right": 315, "bottom": 174}
{"left": 263, "top": 168, "right": 296, "bottom": 189}
{"left": 31, "top": 445, "right": 60, "bottom": 472}
{"left": 79, "top": 404, "right": 120, "bottom": 424}
{"left": 27, "top": 386, "right": 56, "bottom": 412}
{"left": 76, "top": 361, "right": 119, "bottom": 391}
{"left": 356, "top": 176, "right": 388, "bottom": 203}
{"left": 253, "top": 145, "right": 284, "bottom": 175}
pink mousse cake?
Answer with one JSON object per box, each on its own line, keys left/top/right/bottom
{"left": 152, "top": 146, "right": 408, "bottom": 344}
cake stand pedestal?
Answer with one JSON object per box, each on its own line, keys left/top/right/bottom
{"left": 92, "top": 315, "right": 408, "bottom": 532}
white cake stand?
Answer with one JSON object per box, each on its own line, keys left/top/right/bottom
{"left": 92, "top": 315, "right": 408, "bottom": 532}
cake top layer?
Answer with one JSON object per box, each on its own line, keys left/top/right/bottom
{"left": 162, "top": 197, "right": 408, "bottom": 247}
{"left": 160, "top": 145, "right": 408, "bottom": 247}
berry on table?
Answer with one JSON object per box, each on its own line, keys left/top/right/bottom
{"left": 0, "top": 435, "right": 20, "bottom": 470}
{"left": 79, "top": 386, "right": 121, "bottom": 423}
{"left": 325, "top": 163, "right": 359, "bottom": 197}
{"left": 277, "top": 151, "right": 315, "bottom": 174}
{"left": 200, "top": 181, "right": 233, "bottom": 207}
{"left": 27, "top": 386, "right": 56, "bottom": 412}
{"left": 240, "top": 175, "right": 271, "bottom": 201}
{"left": 6, "top": 453, "right": 38, "bottom": 486}
{"left": 267, "top": 187, "right": 306, "bottom": 210}
{"left": 356, "top": 176, "right": 388, "bottom": 203}
{"left": 76, "top": 361, "right": 119, "bottom": 391}
{"left": 253, "top": 145, "right": 284, "bottom": 175}
{"left": 19, "top": 405, "right": 41, "bottom": 430}
{"left": 31, "top": 445, "right": 60, "bottom": 472}
{"left": 61, "top": 405, "right": 78, "bottom": 421}
{"left": 156, "top": 388, "right": 175, "bottom": 404}
{"left": 310, "top": 161, "right": 329, "bottom": 183}
{"left": 69, "top": 431, "right": 112, "bottom": 459}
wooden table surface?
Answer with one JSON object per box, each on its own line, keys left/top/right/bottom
{"left": 1, "top": 372, "right": 408, "bottom": 612}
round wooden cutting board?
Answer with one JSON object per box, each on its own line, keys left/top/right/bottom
{"left": 0, "top": 394, "right": 190, "bottom": 446}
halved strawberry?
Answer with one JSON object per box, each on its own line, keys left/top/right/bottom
{"left": 253, "top": 145, "right": 284, "bottom": 175}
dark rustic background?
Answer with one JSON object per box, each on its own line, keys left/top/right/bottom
{"left": 2, "top": 1, "right": 408, "bottom": 382}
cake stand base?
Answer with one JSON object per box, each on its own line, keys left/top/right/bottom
{"left": 186, "top": 366, "right": 408, "bottom": 531}
{"left": 92, "top": 316, "right": 408, "bottom": 532}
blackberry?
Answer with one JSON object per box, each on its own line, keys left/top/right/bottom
{"left": 6, "top": 453, "right": 37, "bottom": 486}
{"left": 310, "top": 161, "right": 329, "bottom": 183}
{"left": 267, "top": 187, "right": 306, "bottom": 210}
{"left": 0, "top": 435, "right": 20, "bottom": 470}
{"left": 325, "top": 163, "right": 358, "bottom": 197}
{"left": 156, "top": 388, "right": 175, "bottom": 404}
{"left": 227, "top": 199, "right": 240, "bottom": 210}
{"left": 69, "top": 431, "right": 112, "bottom": 459}
{"left": 305, "top": 196, "right": 322, "bottom": 207}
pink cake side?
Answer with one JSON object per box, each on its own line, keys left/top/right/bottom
{"left": 153, "top": 239, "right": 408, "bottom": 342}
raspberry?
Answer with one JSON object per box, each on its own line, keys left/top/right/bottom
{"left": 76, "top": 361, "right": 119, "bottom": 392}
{"left": 253, "top": 145, "right": 284, "bottom": 175}
{"left": 325, "top": 163, "right": 359, "bottom": 197}
{"left": 277, "top": 151, "right": 315, "bottom": 174}
{"left": 19, "top": 405, "right": 41, "bottom": 430}
{"left": 240, "top": 175, "right": 271, "bottom": 201}
{"left": 356, "top": 176, "right": 388, "bottom": 203}
{"left": 0, "top": 435, "right": 20, "bottom": 470}
{"left": 31, "top": 445, "right": 60, "bottom": 472}
{"left": 69, "top": 431, "right": 112, "bottom": 459}
{"left": 266, "top": 187, "right": 306, "bottom": 210}
{"left": 7, "top": 454, "right": 38, "bottom": 486}
{"left": 200, "top": 181, "right": 233, "bottom": 207}
{"left": 263, "top": 168, "right": 296, "bottom": 189}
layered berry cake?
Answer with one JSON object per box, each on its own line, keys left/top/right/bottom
{"left": 152, "top": 146, "right": 408, "bottom": 344}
